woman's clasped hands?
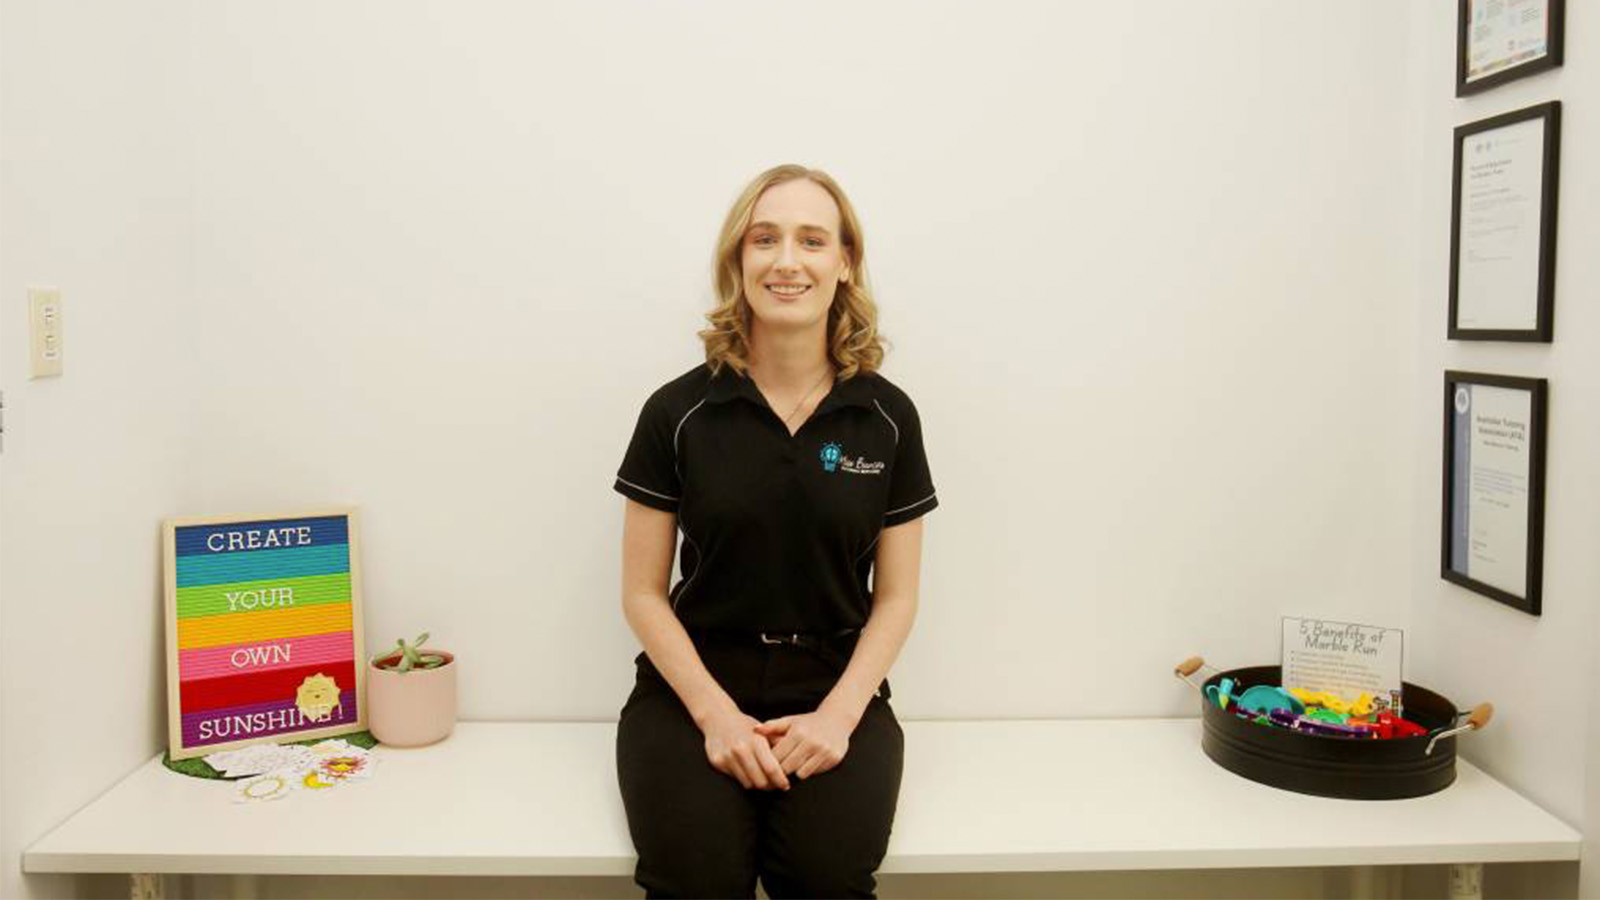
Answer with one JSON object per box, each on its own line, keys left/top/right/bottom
{"left": 701, "top": 707, "right": 854, "bottom": 790}
{"left": 757, "top": 709, "right": 854, "bottom": 782}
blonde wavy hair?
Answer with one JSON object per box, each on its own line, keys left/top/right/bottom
{"left": 700, "top": 164, "right": 886, "bottom": 380}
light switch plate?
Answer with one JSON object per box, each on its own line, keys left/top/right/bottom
{"left": 29, "top": 287, "right": 63, "bottom": 378}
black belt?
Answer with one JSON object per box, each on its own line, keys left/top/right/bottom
{"left": 685, "top": 627, "right": 888, "bottom": 700}
{"left": 690, "top": 627, "right": 861, "bottom": 669}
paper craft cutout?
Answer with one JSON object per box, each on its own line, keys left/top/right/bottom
{"left": 302, "top": 769, "right": 340, "bottom": 789}
{"left": 235, "top": 773, "right": 295, "bottom": 803}
{"left": 205, "top": 743, "right": 316, "bottom": 779}
{"left": 212, "top": 739, "right": 375, "bottom": 804}
{"left": 319, "top": 754, "right": 371, "bottom": 781}
{"left": 304, "top": 738, "right": 364, "bottom": 761}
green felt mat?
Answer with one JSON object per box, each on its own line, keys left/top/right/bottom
{"left": 163, "top": 731, "right": 379, "bottom": 780}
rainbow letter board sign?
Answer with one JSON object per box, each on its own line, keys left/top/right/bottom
{"left": 164, "top": 510, "right": 366, "bottom": 760}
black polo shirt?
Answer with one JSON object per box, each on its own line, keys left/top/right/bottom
{"left": 614, "top": 363, "right": 937, "bottom": 633}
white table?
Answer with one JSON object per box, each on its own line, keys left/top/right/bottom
{"left": 24, "top": 720, "right": 1581, "bottom": 898}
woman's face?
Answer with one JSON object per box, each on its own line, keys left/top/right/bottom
{"left": 740, "top": 178, "right": 850, "bottom": 335}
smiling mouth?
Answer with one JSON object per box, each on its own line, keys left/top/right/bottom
{"left": 766, "top": 285, "right": 811, "bottom": 298}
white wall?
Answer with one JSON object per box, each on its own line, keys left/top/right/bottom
{"left": 6, "top": 2, "right": 1588, "bottom": 899}
{"left": 180, "top": 0, "right": 1417, "bottom": 726}
{"left": 1404, "top": 3, "right": 1597, "bottom": 885}
{"left": 0, "top": 3, "right": 196, "bottom": 900}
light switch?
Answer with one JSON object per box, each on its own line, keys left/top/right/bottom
{"left": 29, "top": 287, "right": 62, "bottom": 378}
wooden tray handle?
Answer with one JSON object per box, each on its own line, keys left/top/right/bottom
{"left": 1467, "top": 702, "right": 1494, "bottom": 730}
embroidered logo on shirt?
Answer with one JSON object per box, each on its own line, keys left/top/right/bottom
{"left": 820, "top": 442, "right": 843, "bottom": 472}
{"left": 819, "top": 442, "right": 884, "bottom": 475}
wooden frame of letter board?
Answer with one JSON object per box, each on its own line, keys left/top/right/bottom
{"left": 163, "top": 508, "right": 367, "bottom": 760}
{"left": 1440, "top": 373, "right": 1547, "bottom": 616}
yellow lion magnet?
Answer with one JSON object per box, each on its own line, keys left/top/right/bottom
{"left": 295, "top": 673, "right": 343, "bottom": 722}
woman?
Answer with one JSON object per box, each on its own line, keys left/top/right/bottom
{"left": 613, "top": 164, "right": 936, "bottom": 899}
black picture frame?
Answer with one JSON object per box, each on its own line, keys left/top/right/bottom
{"left": 1456, "top": 0, "right": 1564, "bottom": 97}
{"left": 1441, "top": 371, "right": 1547, "bottom": 615}
{"left": 1448, "top": 101, "right": 1561, "bottom": 342}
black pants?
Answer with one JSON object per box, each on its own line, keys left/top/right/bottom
{"left": 615, "top": 636, "right": 904, "bottom": 899}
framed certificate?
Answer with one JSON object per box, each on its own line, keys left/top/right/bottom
{"left": 1441, "top": 372, "right": 1547, "bottom": 615}
{"left": 1456, "top": 0, "right": 1564, "bottom": 96}
{"left": 1449, "top": 102, "right": 1561, "bottom": 342}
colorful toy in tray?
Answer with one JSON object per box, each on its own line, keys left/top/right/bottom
{"left": 1289, "top": 688, "right": 1377, "bottom": 716}
{"left": 1207, "top": 679, "right": 1428, "bottom": 740}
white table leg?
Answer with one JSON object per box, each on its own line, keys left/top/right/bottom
{"left": 1449, "top": 862, "right": 1484, "bottom": 899}
{"left": 129, "top": 873, "right": 165, "bottom": 899}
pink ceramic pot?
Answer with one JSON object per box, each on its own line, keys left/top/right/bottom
{"left": 367, "top": 650, "right": 457, "bottom": 747}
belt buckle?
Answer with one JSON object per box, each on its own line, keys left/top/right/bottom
{"left": 760, "top": 632, "right": 799, "bottom": 645}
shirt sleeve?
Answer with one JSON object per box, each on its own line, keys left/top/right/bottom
{"left": 614, "top": 391, "right": 682, "bottom": 513}
{"left": 883, "top": 393, "right": 938, "bottom": 528}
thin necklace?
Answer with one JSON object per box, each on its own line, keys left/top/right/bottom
{"left": 765, "top": 366, "right": 833, "bottom": 429}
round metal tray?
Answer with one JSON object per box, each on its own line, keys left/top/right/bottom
{"left": 1198, "top": 665, "right": 1461, "bottom": 800}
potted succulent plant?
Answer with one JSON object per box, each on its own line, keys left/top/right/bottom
{"left": 367, "top": 632, "right": 457, "bottom": 747}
